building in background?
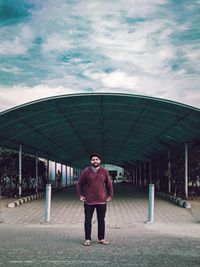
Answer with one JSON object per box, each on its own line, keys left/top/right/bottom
{"left": 103, "top": 164, "right": 125, "bottom": 183}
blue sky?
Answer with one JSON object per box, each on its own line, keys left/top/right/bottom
{"left": 0, "top": 0, "right": 200, "bottom": 111}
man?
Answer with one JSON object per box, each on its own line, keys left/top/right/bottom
{"left": 56, "top": 170, "right": 61, "bottom": 188}
{"left": 76, "top": 153, "right": 113, "bottom": 246}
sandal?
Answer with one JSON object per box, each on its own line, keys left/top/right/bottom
{"left": 83, "top": 240, "right": 91, "bottom": 246}
{"left": 98, "top": 239, "right": 110, "bottom": 245}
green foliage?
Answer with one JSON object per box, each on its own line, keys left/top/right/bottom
{"left": 0, "top": 148, "right": 46, "bottom": 196}
{"left": 124, "top": 141, "right": 200, "bottom": 198}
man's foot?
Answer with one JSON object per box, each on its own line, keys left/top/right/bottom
{"left": 83, "top": 240, "right": 91, "bottom": 246}
{"left": 98, "top": 239, "right": 110, "bottom": 245}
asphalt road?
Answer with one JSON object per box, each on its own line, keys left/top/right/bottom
{"left": 0, "top": 184, "right": 199, "bottom": 266}
{"left": 0, "top": 224, "right": 199, "bottom": 267}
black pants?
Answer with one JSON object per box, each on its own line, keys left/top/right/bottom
{"left": 84, "top": 203, "right": 107, "bottom": 241}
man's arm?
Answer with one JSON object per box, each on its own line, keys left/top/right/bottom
{"left": 76, "top": 168, "right": 87, "bottom": 201}
{"left": 105, "top": 170, "right": 113, "bottom": 201}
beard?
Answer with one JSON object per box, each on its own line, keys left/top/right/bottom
{"left": 92, "top": 162, "right": 100, "bottom": 168}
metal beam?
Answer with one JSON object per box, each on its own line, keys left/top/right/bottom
{"left": 19, "top": 144, "right": 22, "bottom": 197}
{"left": 184, "top": 143, "right": 189, "bottom": 199}
{"left": 149, "top": 159, "right": 152, "bottom": 184}
{"left": 35, "top": 154, "right": 38, "bottom": 194}
{"left": 168, "top": 150, "right": 171, "bottom": 194}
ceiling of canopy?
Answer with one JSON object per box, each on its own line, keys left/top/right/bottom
{"left": 1, "top": 93, "right": 200, "bottom": 168}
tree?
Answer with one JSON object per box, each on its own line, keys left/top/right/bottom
{"left": 0, "top": 148, "right": 46, "bottom": 197}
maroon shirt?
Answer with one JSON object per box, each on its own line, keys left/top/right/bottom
{"left": 76, "top": 166, "right": 113, "bottom": 205}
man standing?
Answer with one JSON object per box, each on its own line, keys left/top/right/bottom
{"left": 56, "top": 170, "right": 61, "bottom": 188}
{"left": 77, "top": 153, "right": 113, "bottom": 246}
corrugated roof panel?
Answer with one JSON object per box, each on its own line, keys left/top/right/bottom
{"left": 1, "top": 93, "right": 200, "bottom": 167}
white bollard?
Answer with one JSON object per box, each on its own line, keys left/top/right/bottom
{"left": 147, "top": 184, "right": 155, "bottom": 223}
{"left": 45, "top": 184, "right": 52, "bottom": 222}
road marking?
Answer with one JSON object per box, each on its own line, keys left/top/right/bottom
{"left": 8, "top": 260, "right": 109, "bottom": 264}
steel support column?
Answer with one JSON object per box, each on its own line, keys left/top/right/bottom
{"left": 134, "top": 165, "right": 136, "bottom": 185}
{"left": 35, "top": 154, "right": 38, "bottom": 194}
{"left": 157, "top": 154, "right": 160, "bottom": 191}
{"left": 139, "top": 163, "right": 142, "bottom": 187}
{"left": 69, "top": 167, "right": 71, "bottom": 186}
{"left": 135, "top": 164, "right": 138, "bottom": 186}
{"left": 71, "top": 167, "right": 73, "bottom": 185}
{"left": 46, "top": 159, "right": 49, "bottom": 183}
{"left": 168, "top": 150, "right": 171, "bottom": 194}
{"left": 149, "top": 159, "right": 152, "bottom": 184}
{"left": 144, "top": 162, "right": 147, "bottom": 187}
{"left": 55, "top": 162, "right": 57, "bottom": 187}
{"left": 0, "top": 186, "right": 3, "bottom": 223}
{"left": 61, "top": 164, "right": 63, "bottom": 188}
{"left": 19, "top": 144, "right": 22, "bottom": 197}
{"left": 132, "top": 166, "right": 134, "bottom": 185}
{"left": 66, "top": 166, "right": 69, "bottom": 187}
{"left": 185, "top": 143, "right": 189, "bottom": 199}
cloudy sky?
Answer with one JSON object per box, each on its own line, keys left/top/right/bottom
{"left": 0, "top": 0, "right": 200, "bottom": 111}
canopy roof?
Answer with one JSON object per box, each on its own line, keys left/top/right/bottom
{"left": 0, "top": 93, "right": 200, "bottom": 168}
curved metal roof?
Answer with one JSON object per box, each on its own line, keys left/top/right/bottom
{"left": 0, "top": 93, "right": 200, "bottom": 168}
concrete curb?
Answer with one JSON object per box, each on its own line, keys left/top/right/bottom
{"left": 8, "top": 192, "right": 45, "bottom": 208}
{"left": 156, "top": 192, "right": 191, "bottom": 209}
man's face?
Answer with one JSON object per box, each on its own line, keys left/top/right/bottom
{"left": 91, "top": 156, "right": 101, "bottom": 168}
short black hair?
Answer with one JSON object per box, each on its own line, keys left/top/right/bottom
{"left": 90, "top": 153, "right": 102, "bottom": 161}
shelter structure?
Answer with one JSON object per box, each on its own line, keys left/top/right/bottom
{"left": 0, "top": 93, "right": 200, "bottom": 197}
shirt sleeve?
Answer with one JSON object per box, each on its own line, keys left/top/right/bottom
{"left": 76, "top": 168, "right": 87, "bottom": 197}
{"left": 105, "top": 169, "right": 113, "bottom": 198}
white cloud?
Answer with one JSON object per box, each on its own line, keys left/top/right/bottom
{"left": 102, "top": 72, "right": 140, "bottom": 89}
{"left": 86, "top": 71, "right": 140, "bottom": 89}
{"left": 183, "top": 45, "right": 200, "bottom": 70}
{"left": 0, "top": 0, "right": 200, "bottom": 111}
{"left": 74, "top": 0, "right": 168, "bottom": 20}
{"left": 0, "top": 67, "right": 22, "bottom": 74}
{"left": 0, "top": 25, "right": 34, "bottom": 55}
{"left": 0, "top": 38, "right": 28, "bottom": 55}
{"left": 0, "top": 85, "right": 81, "bottom": 111}
{"left": 0, "top": 71, "right": 200, "bottom": 113}
{"left": 90, "top": 18, "right": 177, "bottom": 74}
{"left": 42, "top": 34, "right": 72, "bottom": 53}
{"left": 83, "top": 65, "right": 200, "bottom": 109}
{"left": 19, "top": 25, "right": 35, "bottom": 42}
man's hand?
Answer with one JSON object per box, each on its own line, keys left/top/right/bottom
{"left": 106, "top": 196, "right": 112, "bottom": 202}
{"left": 80, "top": 195, "right": 86, "bottom": 202}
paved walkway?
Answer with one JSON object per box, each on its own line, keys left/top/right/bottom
{"left": 0, "top": 184, "right": 200, "bottom": 266}
{"left": 0, "top": 183, "right": 199, "bottom": 226}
